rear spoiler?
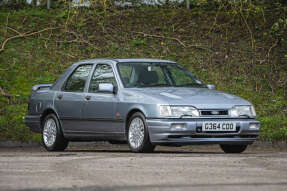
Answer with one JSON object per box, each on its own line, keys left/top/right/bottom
{"left": 32, "top": 84, "right": 52, "bottom": 91}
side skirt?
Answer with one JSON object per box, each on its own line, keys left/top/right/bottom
{"left": 64, "top": 131, "right": 126, "bottom": 141}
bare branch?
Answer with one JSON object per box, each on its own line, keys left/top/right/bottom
{"left": 7, "top": 27, "right": 22, "bottom": 35}
{"left": 132, "top": 31, "right": 211, "bottom": 51}
{"left": 58, "top": 51, "right": 76, "bottom": 58}
{"left": 267, "top": 40, "right": 278, "bottom": 62}
{"left": 132, "top": 31, "right": 187, "bottom": 47}
{"left": 0, "top": 87, "right": 15, "bottom": 97}
{"left": 0, "top": 27, "right": 57, "bottom": 53}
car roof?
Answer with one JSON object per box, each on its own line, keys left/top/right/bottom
{"left": 75, "top": 58, "right": 177, "bottom": 65}
{"left": 51, "top": 58, "right": 177, "bottom": 91}
{"left": 114, "top": 58, "right": 176, "bottom": 63}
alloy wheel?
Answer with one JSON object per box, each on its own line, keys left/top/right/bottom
{"left": 43, "top": 118, "right": 57, "bottom": 147}
{"left": 128, "top": 117, "right": 145, "bottom": 149}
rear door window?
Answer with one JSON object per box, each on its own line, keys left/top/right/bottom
{"left": 64, "top": 64, "right": 93, "bottom": 92}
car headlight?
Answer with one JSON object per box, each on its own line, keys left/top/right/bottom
{"left": 230, "top": 105, "right": 256, "bottom": 118}
{"left": 158, "top": 105, "right": 199, "bottom": 118}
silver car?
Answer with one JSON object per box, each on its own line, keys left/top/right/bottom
{"left": 25, "top": 58, "right": 260, "bottom": 153}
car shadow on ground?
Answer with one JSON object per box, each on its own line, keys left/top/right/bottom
{"left": 64, "top": 148, "right": 226, "bottom": 154}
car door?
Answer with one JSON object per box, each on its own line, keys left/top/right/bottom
{"left": 81, "top": 63, "right": 121, "bottom": 134}
{"left": 54, "top": 64, "right": 93, "bottom": 134}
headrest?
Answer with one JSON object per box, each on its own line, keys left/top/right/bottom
{"left": 139, "top": 70, "right": 158, "bottom": 85}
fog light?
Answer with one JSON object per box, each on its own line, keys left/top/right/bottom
{"left": 196, "top": 126, "right": 202, "bottom": 133}
{"left": 249, "top": 123, "right": 260, "bottom": 130}
{"left": 171, "top": 124, "right": 187, "bottom": 131}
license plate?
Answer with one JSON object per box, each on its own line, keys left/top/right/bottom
{"left": 202, "top": 122, "right": 236, "bottom": 131}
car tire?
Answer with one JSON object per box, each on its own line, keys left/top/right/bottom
{"left": 220, "top": 144, "right": 247, "bottom": 153}
{"left": 127, "top": 112, "right": 155, "bottom": 153}
{"left": 42, "top": 114, "right": 68, "bottom": 151}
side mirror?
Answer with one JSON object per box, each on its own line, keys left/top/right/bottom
{"left": 98, "top": 83, "right": 115, "bottom": 93}
{"left": 207, "top": 84, "right": 216, "bottom": 90}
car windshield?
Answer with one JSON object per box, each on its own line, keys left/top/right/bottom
{"left": 117, "top": 62, "right": 206, "bottom": 88}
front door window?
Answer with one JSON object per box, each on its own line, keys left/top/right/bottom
{"left": 89, "top": 64, "right": 116, "bottom": 93}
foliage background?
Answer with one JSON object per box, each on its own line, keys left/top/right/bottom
{"left": 0, "top": 0, "right": 286, "bottom": 142}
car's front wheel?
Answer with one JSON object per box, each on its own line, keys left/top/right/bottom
{"left": 42, "top": 114, "right": 68, "bottom": 151}
{"left": 127, "top": 112, "right": 155, "bottom": 153}
{"left": 220, "top": 144, "right": 247, "bottom": 153}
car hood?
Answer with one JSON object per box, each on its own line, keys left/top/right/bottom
{"left": 123, "top": 88, "right": 251, "bottom": 109}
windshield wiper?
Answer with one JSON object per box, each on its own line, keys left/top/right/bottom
{"left": 141, "top": 84, "right": 171, "bottom": 88}
{"left": 175, "top": 83, "right": 204, "bottom": 87}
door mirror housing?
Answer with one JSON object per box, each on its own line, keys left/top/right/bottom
{"left": 207, "top": 84, "right": 216, "bottom": 90}
{"left": 98, "top": 83, "right": 115, "bottom": 93}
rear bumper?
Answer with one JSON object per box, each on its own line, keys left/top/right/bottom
{"left": 147, "top": 118, "right": 260, "bottom": 145}
{"left": 24, "top": 115, "right": 41, "bottom": 133}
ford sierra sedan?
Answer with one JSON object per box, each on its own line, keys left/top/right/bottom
{"left": 25, "top": 58, "right": 260, "bottom": 153}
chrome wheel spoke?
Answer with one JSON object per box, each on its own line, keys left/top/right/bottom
{"left": 43, "top": 118, "right": 57, "bottom": 147}
{"left": 128, "top": 117, "right": 145, "bottom": 149}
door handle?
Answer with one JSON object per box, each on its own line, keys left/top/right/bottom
{"left": 57, "top": 94, "right": 63, "bottom": 100}
{"left": 85, "top": 95, "right": 91, "bottom": 100}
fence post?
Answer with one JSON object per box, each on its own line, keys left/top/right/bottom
{"left": 47, "top": 0, "right": 51, "bottom": 9}
{"left": 186, "top": 0, "right": 190, "bottom": 9}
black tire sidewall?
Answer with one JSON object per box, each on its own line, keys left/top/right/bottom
{"left": 220, "top": 144, "right": 247, "bottom": 153}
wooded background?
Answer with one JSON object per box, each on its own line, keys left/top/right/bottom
{"left": 0, "top": 0, "right": 286, "bottom": 142}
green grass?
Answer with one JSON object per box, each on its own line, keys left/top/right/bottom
{"left": 0, "top": 7, "right": 286, "bottom": 142}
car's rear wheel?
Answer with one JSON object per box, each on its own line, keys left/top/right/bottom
{"left": 220, "top": 144, "right": 247, "bottom": 153}
{"left": 127, "top": 112, "right": 155, "bottom": 153}
{"left": 42, "top": 114, "right": 68, "bottom": 151}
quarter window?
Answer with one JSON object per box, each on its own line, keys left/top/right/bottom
{"left": 64, "top": 64, "right": 93, "bottom": 92}
{"left": 89, "top": 64, "right": 117, "bottom": 93}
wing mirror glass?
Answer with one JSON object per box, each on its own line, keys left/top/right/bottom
{"left": 207, "top": 84, "right": 216, "bottom": 90}
{"left": 98, "top": 83, "right": 115, "bottom": 93}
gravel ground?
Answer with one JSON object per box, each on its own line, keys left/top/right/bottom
{"left": 0, "top": 144, "right": 287, "bottom": 191}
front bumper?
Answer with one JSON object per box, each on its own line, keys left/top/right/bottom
{"left": 24, "top": 115, "right": 41, "bottom": 133}
{"left": 147, "top": 118, "right": 260, "bottom": 145}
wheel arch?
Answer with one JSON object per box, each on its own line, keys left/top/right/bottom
{"left": 125, "top": 108, "right": 146, "bottom": 135}
{"left": 40, "top": 108, "right": 61, "bottom": 130}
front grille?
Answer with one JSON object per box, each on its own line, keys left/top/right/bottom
{"left": 200, "top": 110, "right": 228, "bottom": 116}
